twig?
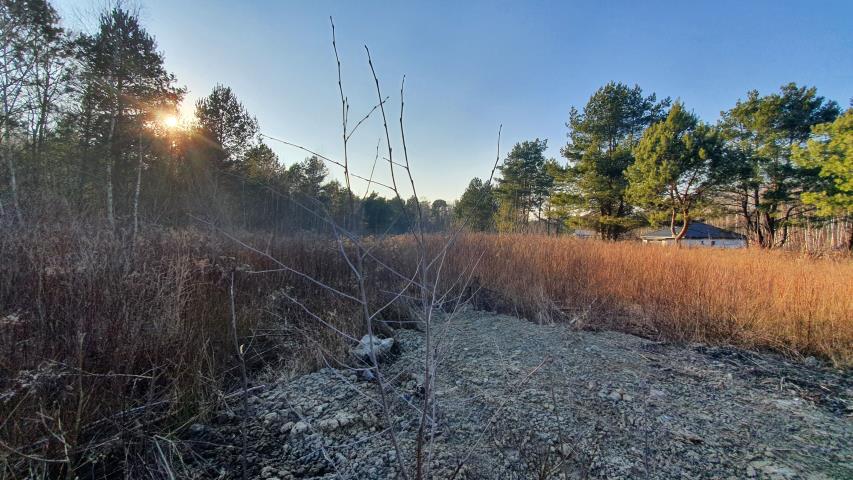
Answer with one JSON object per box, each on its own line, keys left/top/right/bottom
{"left": 228, "top": 270, "right": 249, "bottom": 480}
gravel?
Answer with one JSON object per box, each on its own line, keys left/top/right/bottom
{"left": 184, "top": 309, "right": 852, "bottom": 479}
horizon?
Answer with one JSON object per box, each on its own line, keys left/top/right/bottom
{"left": 55, "top": 0, "right": 852, "bottom": 201}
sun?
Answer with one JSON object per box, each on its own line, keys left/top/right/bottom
{"left": 162, "top": 114, "right": 179, "bottom": 129}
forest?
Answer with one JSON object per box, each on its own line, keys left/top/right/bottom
{"left": 458, "top": 84, "right": 850, "bottom": 249}
{"left": 0, "top": 2, "right": 456, "bottom": 236}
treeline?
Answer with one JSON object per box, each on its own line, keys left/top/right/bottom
{"left": 458, "top": 83, "right": 851, "bottom": 249}
{"left": 0, "top": 1, "right": 453, "bottom": 235}
{"left": 2, "top": 1, "right": 850, "bottom": 248}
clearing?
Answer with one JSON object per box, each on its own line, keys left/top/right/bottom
{"left": 185, "top": 311, "right": 852, "bottom": 479}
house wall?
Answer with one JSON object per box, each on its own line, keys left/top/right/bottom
{"left": 642, "top": 238, "right": 746, "bottom": 248}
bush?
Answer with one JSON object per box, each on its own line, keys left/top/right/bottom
{"left": 0, "top": 223, "right": 366, "bottom": 477}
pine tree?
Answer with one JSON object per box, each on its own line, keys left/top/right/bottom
{"left": 720, "top": 83, "right": 839, "bottom": 248}
{"left": 195, "top": 84, "right": 258, "bottom": 166}
{"left": 79, "top": 7, "right": 182, "bottom": 226}
{"left": 494, "top": 139, "right": 552, "bottom": 232}
{"left": 454, "top": 177, "right": 496, "bottom": 231}
{"left": 627, "top": 102, "right": 731, "bottom": 241}
{"left": 793, "top": 108, "right": 853, "bottom": 250}
{"left": 557, "top": 82, "right": 670, "bottom": 239}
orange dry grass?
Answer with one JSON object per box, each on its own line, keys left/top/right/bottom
{"left": 442, "top": 234, "right": 853, "bottom": 366}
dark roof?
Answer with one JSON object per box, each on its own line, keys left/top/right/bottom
{"left": 641, "top": 221, "right": 745, "bottom": 240}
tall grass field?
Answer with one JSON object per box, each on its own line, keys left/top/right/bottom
{"left": 440, "top": 234, "right": 852, "bottom": 366}
{"left": 1, "top": 225, "right": 850, "bottom": 474}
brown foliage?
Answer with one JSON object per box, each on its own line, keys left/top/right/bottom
{"left": 2, "top": 226, "right": 849, "bottom": 476}
{"left": 438, "top": 234, "right": 853, "bottom": 366}
{"left": 0, "top": 223, "right": 368, "bottom": 476}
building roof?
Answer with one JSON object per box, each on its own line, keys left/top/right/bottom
{"left": 640, "top": 221, "right": 745, "bottom": 240}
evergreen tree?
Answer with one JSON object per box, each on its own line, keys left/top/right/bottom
{"left": 627, "top": 102, "right": 731, "bottom": 241}
{"left": 494, "top": 139, "right": 552, "bottom": 232}
{"left": 430, "top": 198, "right": 450, "bottom": 230}
{"left": 793, "top": 108, "right": 853, "bottom": 250}
{"left": 289, "top": 155, "right": 328, "bottom": 199}
{"left": 557, "top": 82, "right": 670, "bottom": 239}
{"left": 195, "top": 84, "right": 258, "bottom": 166}
{"left": 719, "top": 83, "right": 839, "bottom": 248}
{"left": 78, "top": 7, "right": 182, "bottom": 226}
{"left": 241, "top": 142, "right": 280, "bottom": 181}
{"left": 362, "top": 192, "right": 395, "bottom": 234}
{"left": 287, "top": 155, "right": 329, "bottom": 229}
{"left": 191, "top": 84, "right": 257, "bottom": 222}
{"left": 454, "top": 177, "right": 496, "bottom": 231}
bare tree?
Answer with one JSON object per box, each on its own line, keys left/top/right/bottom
{"left": 22, "top": 3, "right": 70, "bottom": 190}
{"left": 0, "top": 0, "right": 43, "bottom": 225}
{"left": 199, "top": 20, "right": 509, "bottom": 479}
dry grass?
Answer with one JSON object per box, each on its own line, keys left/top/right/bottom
{"left": 0, "top": 223, "right": 372, "bottom": 477}
{"left": 2, "top": 225, "right": 849, "bottom": 476}
{"left": 437, "top": 234, "right": 853, "bottom": 366}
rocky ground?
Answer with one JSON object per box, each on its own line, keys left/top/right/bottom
{"left": 183, "top": 310, "right": 852, "bottom": 479}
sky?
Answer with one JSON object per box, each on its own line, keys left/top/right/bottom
{"left": 55, "top": 0, "right": 852, "bottom": 201}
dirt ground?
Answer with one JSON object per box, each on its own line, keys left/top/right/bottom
{"left": 185, "top": 310, "right": 852, "bottom": 479}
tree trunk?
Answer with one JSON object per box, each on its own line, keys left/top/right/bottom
{"left": 1, "top": 143, "right": 23, "bottom": 225}
{"left": 105, "top": 68, "right": 124, "bottom": 229}
{"left": 105, "top": 113, "right": 117, "bottom": 228}
{"left": 34, "top": 97, "right": 49, "bottom": 187}
{"left": 670, "top": 210, "right": 677, "bottom": 236}
{"left": 7, "top": 153, "right": 22, "bottom": 224}
{"left": 674, "top": 211, "right": 690, "bottom": 246}
{"left": 846, "top": 220, "right": 852, "bottom": 252}
{"left": 763, "top": 210, "right": 781, "bottom": 249}
{"left": 747, "top": 186, "right": 764, "bottom": 247}
{"left": 132, "top": 129, "right": 143, "bottom": 242}
{"left": 76, "top": 98, "right": 94, "bottom": 208}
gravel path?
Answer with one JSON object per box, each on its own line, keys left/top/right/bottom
{"left": 186, "top": 310, "right": 852, "bottom": 479}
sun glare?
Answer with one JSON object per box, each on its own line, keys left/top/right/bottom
{"left": 162, "top": 114, "right": 179, "bottom": 129}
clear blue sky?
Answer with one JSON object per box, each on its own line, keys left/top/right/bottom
{"left": 56, "top": 0, "right": 852, "bottom": 201}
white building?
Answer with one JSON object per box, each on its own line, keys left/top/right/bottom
{"left": 640, "top": 221, "right": 746, "bottom": 248}
{"left": 571, "top": 228, "right": 596, "bottom": 239}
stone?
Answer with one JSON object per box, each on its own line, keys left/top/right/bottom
{"left": 185, "top": 311, "right": 848, "bottom": 479}
{"left": 291, "top": 421, "right": 309, "bottom": 434}
{"left": 317, "top": 418, "right": 338, "bottom": 431}
{"left": 650, "top": 388, "right": 666, "bottom": 398}
{"left": 263, "top": 412, "right": 279, "bottom": 424}
{"left": 351, "top": 335, "right": 395, "bottom": 362}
